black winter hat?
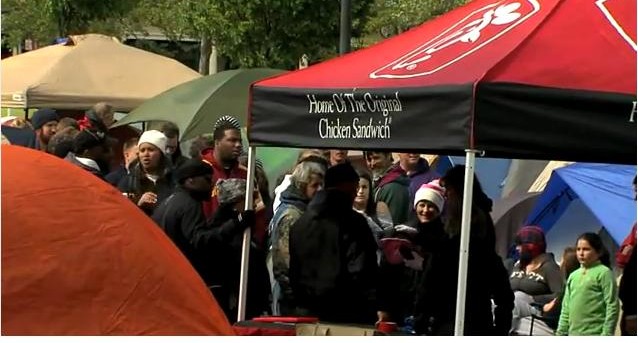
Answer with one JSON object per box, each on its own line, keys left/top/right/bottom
{"left": 73, "top": 129, "right": 109, "bottom": 153}
{"left": 175, "top": 159, "right": 214, "bottom": 184}
{"left": 324, "top": 162, "right": 359, "bottom": 188}
{"left": 31, "top": 108, "right": 59, "bottom": 130}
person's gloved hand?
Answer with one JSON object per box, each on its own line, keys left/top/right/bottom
{"left": 403, "top": 251, "right": 424, "bottom": 270}
{"left": 237, "top": 210, "right": 256, "bottom": 229}
{"left": 394, "top": 224, "right": 419, "bottom": 237}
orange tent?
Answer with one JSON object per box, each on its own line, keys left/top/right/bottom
{"left": 1, "top": 146, "right": 233, "bottom": 335}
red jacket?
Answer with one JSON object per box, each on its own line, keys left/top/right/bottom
{"left": 201, "top": 148, "right": 247, "bottom": 218}
{"left": 201, "top": 148, "right": 267, "bottom": 247}
{"left": 616, "top": 223, "right": 637, "bottom": 269}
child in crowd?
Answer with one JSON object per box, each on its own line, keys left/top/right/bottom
{"left": 535, "top": 246, "right": 580, "bottom": 332}
{"left": 556, "top": 233, "right": 619, "bottom": 335}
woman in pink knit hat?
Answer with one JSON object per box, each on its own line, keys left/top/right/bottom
{"left": 413, "top": 165, "right": 513, "bottom": 336}
{"left": 413, "top": 180, "right": 446, "bottom": 225}
{"left": 376, "top": 179, "right": 448, "bottom": 328}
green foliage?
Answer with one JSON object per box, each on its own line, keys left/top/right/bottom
{"left": 43, "top": 0, "right": 140, "bottom": 35}
{"left": 127, "top": 39, "right": 200, "bottom": 71}
{"left": 3, "top": 0, "right": 469, "bottom": 69}
{"left": 364, "top": 0, "right": 468, "bottom": 44}
{"left": 128, "top": 0, "right": 219, "bottom": 41}
{"left": 2, "top": 0, "right": 143, "bottom": 46}
{"left": 2, "top": 0, "right": 57, "bottom": 47}
{"left": 135, "top": 0, "right": 374, "bottom": 69}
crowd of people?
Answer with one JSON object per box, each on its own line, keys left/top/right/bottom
{"left": 3, "top": 104, "right": 636, "bottom": 336}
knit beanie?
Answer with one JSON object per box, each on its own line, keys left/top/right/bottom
{"left": 217, "top": 178, "right": 247, "bottom": 204}
{"left": 324, "top": 162, "right": 359, "bottom": 188}
{"left": 175, "top": 159, "right": 214, "bottom": 184}
{"left": 31, "top": 108, "right": 59, "bottom": 130}
{"left": 138, "top": 130, "right": 167, "bottom": 155}
{"left": 414, "top": 179, "right": 446, "bottom": 212}
{"left": 214, "top": 115, "right": 241, "bottom": 131}
{"left": 73, "top": 129, "right": 107, "bottom": 153}
{"left": 515, "top": 226, "right": 547, "bottom": 256}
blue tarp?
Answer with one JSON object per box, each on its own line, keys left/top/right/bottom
{"left": 525, "top": 163, "right": 636, "bottom": 245}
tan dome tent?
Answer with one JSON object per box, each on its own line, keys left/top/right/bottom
{"left": 1, "top": 34, "right": 200, "bottom": 111}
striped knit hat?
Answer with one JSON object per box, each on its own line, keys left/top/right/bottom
{"left": 515, "top": 226, "right": 546, "bottom": 253}
{"left": 414, "top": 179, "right": 446, "bottom": 212}
{"left": 214, "top": 115, "right": 241, "bottom": 131}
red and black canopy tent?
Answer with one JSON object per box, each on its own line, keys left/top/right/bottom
{"left": 239, "top": 0, "right": 637, "bottom": 334}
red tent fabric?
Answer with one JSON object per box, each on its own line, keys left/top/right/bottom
{"left": 1, "top": 145, "right": 234, "bottom": 335}
{"left": 249, "top": 0, "right": 636, "bottom": 163}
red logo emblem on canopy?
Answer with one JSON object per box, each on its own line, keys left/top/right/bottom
{"left": 370, "top": 0, "right": 540, "bottom": 79}
{"left": 595, "top": 0, "right": 637, "bottom": 51}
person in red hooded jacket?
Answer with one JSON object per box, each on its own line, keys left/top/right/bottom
{"left": 616, "top": 176, "right": 637, "bottom": 270}
{"left": 200, "top": 116, "right": 271, "bottom": 250}
{"left": 200, "top": 116, "right": 247, "bottom": 219}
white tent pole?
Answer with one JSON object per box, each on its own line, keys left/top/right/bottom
{"left": 453, "top": 149, "right": 478, "bottom": 336}
{"left": 237, "top": 146, "right": 256, "bottom": 322}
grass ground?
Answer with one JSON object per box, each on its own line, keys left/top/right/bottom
{"left": 1, "top": 107, "right": 36, "bottom": 118}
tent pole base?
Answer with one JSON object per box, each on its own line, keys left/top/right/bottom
{"left": 237, "top": 146, "right": 256, "bottom": 322}
{"left": 453, "top": 149, "right": 481, "bottom": 335}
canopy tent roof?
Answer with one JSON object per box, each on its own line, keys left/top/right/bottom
{"left": 528, "top": 160, "right": 574, "bottom": 192}
{"left": 525, "top": 163, "right": 637, "bottom": 245}
{"left": 1, "top": 34, "right": 200, "bottom": 111}
{"left": 1, "top": 146, "right": 233, "bottom": 335}
{"left": 492, "top": 191, "right": 541, "bottom": 258}
{"left": 249, "top": 0, "right": 636, "bottom": 164}
{"left": 113, "top": 68, "right": 284, "bottom": 140}
{"left": 500, "top": 159, "right": 551, "bottom": 199}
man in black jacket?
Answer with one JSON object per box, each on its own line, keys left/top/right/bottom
{"left": 64, "top": 128, "right": 114, "bottom": 179}
{"left": 289, "top": 162, "right": 380, "bottom": 324}
{"left": 156, "top": 173, "right": 263, "bottom": 323}
{"left": 159, "top": 121, "right": 190, "bottom": 169}
{"left": 152, "top": 159, "right": 218, "bottom": 288}
{"left": 105, "top": 137, "right": 139, "bottom": 187}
